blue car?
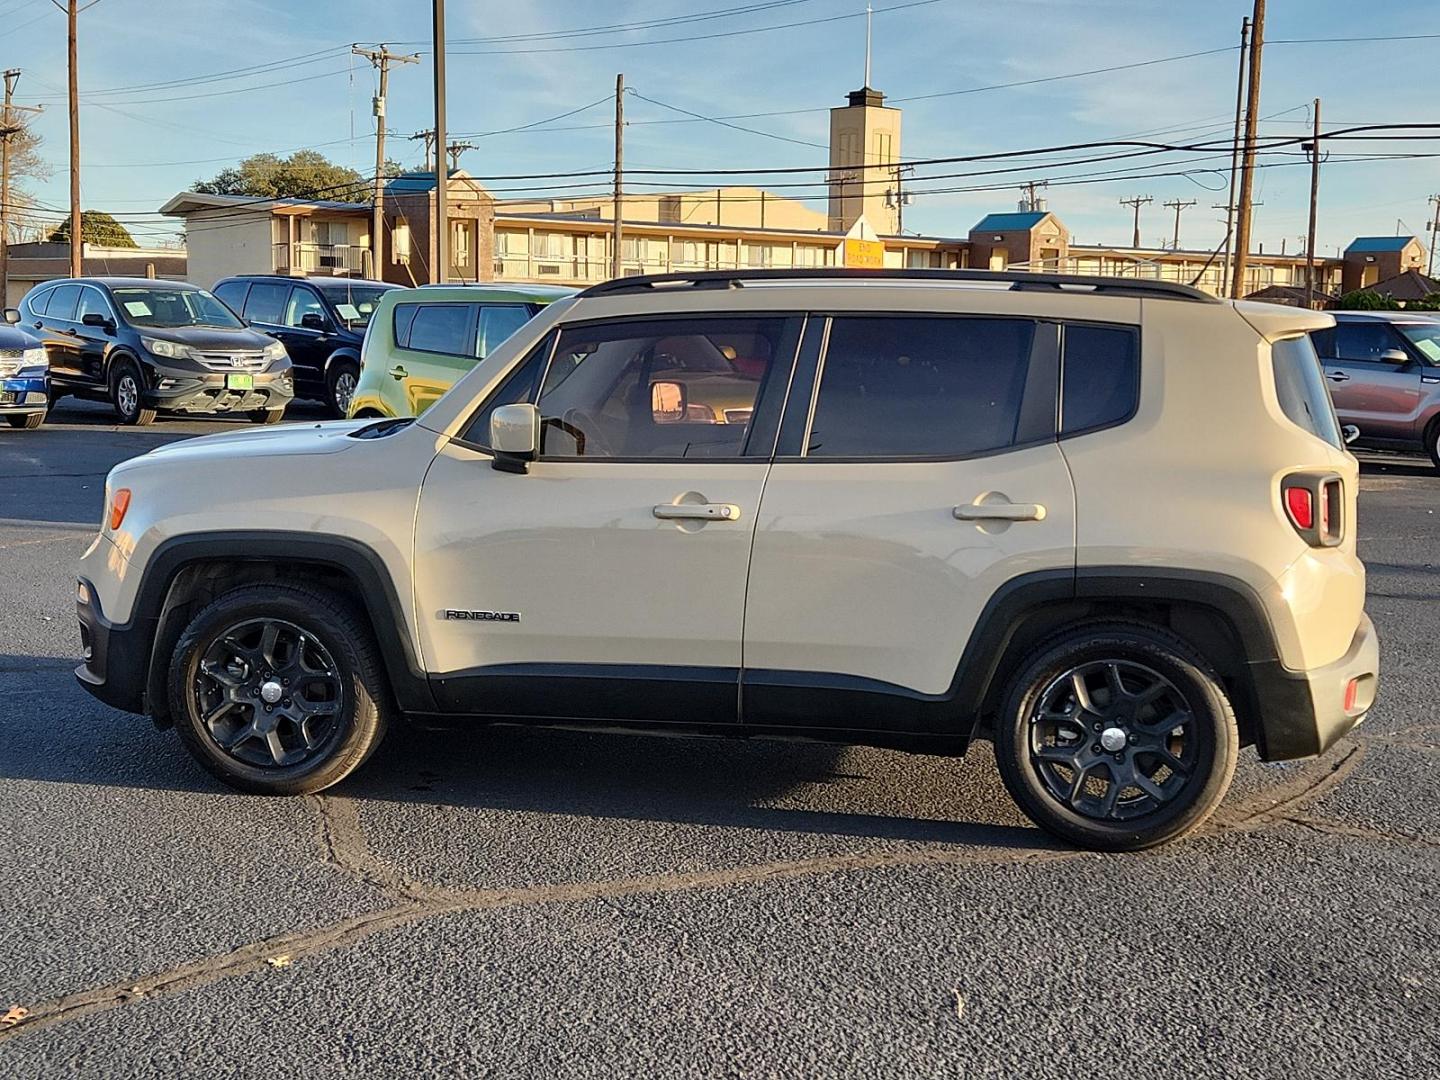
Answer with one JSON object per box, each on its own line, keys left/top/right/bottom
{"left": 0, "top": 311, "right": 49, "bottom": 430}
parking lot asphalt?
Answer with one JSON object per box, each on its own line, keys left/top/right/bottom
{"left": 2, "top": 400, "right": 1438, "bottom": 1078}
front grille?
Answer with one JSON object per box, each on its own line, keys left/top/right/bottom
{"left": 195, "top": 351, "right": 267, "bottom": 372}
{"left": 0, "top": 348, "right": 21, "bottom": 359}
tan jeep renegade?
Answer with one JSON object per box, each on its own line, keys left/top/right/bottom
{"left": 75, "top": 269, "right": 1378, "bottom": 851}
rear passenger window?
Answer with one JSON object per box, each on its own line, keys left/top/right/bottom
{"left": 807, "top": 316, "right": 1035, "bottom": 458}
{"left": 397, "top": 303, "right": 474, "bottom": 356}
{"left": 1061, "top": 324, "right": 1139, "bottom": 435}
{"left": 45, "top": 284, "right": 82, "bottom": 322}
{"left": 476, "top": 304, "right": 532, "bottom": 359}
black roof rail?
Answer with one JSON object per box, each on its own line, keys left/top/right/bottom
{"left": 577, "top": 267, "right": 1219, "bottom": 303}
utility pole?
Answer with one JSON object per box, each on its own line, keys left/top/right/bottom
{"left": 1427, "top": 194, "right": 1440, "bottom": 278}
{"left": 612, "top": 73, "right": 624, "bottom": 279}
{"left": 1303, "top": 98, "right": 1322, "bottom": 309}
{"left": 445, "top": 140, "right": 475, "bottom": 172}
{"left": 353, "top": 45, "right": 419, "bottom": 281}
{"left": 887, "top": 164, "right": 913, "bottom": 234}
{"left": 0, "top": 68, "right": 35, "bottom": 304}
{"left": 1219, "top": 16, "right": 1250, "bottom": 297}
{"left": 1231, "top": 0, "right": 1266, "bottom": 299}
{"left": 409, "top": 129, "right": 436, "bottom": 171}
{"left": 432, "top": 0, "right": 448, "bottom": 284}
{"left": 67, "top": 0, "right": 81, "bottom": 277}
{"left": 1164, "top": 198, "right": 1197, "bottom": 249}
{"left": 1120, "top": 195, "right": 1153, "bottom": 249}
{"left": 1018, "top": 179, "right": 1048, "bottom": 213}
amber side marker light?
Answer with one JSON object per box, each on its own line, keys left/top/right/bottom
{"left": 109, "top": 488, "right": 132, "bottom": 531}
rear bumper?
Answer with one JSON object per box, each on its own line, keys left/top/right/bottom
{"left": 75, "top": 575, "right": 152, "bottom": 714}
{"left": 1253, "top": 612, "right": 1379, "bottom": 761}
{"left": 0, "top": 376, "right": 49, "bottom": 413}
{"left": 143, "top": 370, "right": 294, "bottom": 415}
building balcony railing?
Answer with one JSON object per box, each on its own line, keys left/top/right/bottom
{"left": 273, "top": 242, "right": 369, "bottom": 276}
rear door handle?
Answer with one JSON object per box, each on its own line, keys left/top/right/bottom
{"left": 653, "top": 503, "right": 742, "bottom": 522}
{"left": 1327, "top": 371, "right": 1350, "bottom": 383}
{"left": 388, "top": 365, "right": 408, "bottom": 380}
{"left": 954, "top": 502, "right": 1047, "bottom": 522}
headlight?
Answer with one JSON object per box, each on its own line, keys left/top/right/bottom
{"left": 262, "top": 339, "right": 287, "bottom": 362}
{"left": 19, "top": 346, "right": 48, "bottom": 374}
{"left": 142, "top": 337, "right": 193, "bottom": 360}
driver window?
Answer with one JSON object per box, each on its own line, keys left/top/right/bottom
{"left": 1334, "top": 322, "right": 1407, "bottom": 363}
{"left": 537, "top": 317, "right": 786, "bottom": 459}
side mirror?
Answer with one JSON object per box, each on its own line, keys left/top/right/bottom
{"left": 1379, "top": 348, "right": 1409, "bottom": 365}
{"left": 489, "top": 402, "right": 540, "bottom": 473}
{"left": 82, "top": 312, "right": 116, "bottom": 332}
{"left": 1342, "top": 424, "right": 1360, "bottom": 445}
{"left": 651, "top": 380, "right": 687, "bottom": 424}
{"left": 301, "top": 312, "right": 330, "bottom": 332}
{"left": 2, "top": 308, "right": 19, "bottom": 325}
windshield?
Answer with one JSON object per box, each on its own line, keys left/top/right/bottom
{"left": 112, "top": 287, "right": 244, "bottom": 330}
{"left": 1398, "top": 322, "right": 1440, "bottom": 365}
{"left": 317, "top": 285, "right": 393, "bottom": 327}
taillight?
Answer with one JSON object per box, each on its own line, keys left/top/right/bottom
{"left": 1281, "top": 472, "right": 1342, "bottom": 547}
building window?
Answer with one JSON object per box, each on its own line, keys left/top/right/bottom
{"left": 873, "top": 132, "right": 893, "bottom": 164}
{"left": 452, "top": 222, "right": 471, "bottom": 268}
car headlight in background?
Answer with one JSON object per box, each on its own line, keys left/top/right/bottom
{"left": 142, "top": 337, "right": 194, "bottom": 361}
{"left": 262, "top": 339, "right": 288, "bottom": 363}
{"left": 18, "top": 346, "right": 48, "bottom": 375}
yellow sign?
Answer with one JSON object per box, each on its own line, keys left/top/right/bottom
{"left": 843, "top": 238, "right": 885, "bottom": 268}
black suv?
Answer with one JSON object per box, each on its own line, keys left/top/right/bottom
{"left": 213, "top": 276, "right": 398, "bottom": 416}
{"left": 19, "top": 277, "right": 294, "bottom": 426}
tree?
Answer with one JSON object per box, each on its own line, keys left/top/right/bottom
{"left": 1408, "top": 292, "right": 1440, "bottom": 312}
{"left": 1336, "top": 289, "right": 1399, "bottom": 311}
{"left": 2, "top": 114, "right": 52, "bottom": 244}
{"left": 47, "top": 210, "right": 137, "bottom": 248}
{"left": 193, "top": 150, "right": 368, "bottom": 202}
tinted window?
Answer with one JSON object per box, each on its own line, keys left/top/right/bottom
{"left": 76, "top": 287, "right": 114, "bottom": 323}
{"left": 1272, "top": 335, "right": 1343, "bottom": 449}
{"left": 45, "top": 284, "right": 83, "bottom": 322}
{"left": 283, "top": 287, "right": 327, "bottom": 328}
{"left": 1062, "top": 324, "right": 1139, "bottom": 435}
{"left": 213, "top": 280, "right": 248, "bottom": 314}
{"left": 476, "top": 304, "right": 532, "bottom": 358}
{"left": 242, "top": 282, "right": 290, "bottom": 325}
{"left": 1333, "top": 321, "right": 1406, "bottom": 363}
{"left": 400, "top": 303, "right": 474, "bottom": 355}
{"left": 26, "top": 286, "right": 56, "bottom": 317}
{"left": 112, "top": 287, "right": 243, "bottom": 329}
{"left": 538, "top": 317, "right": 785, "bottom": 459}
{"left": 1309, "top": 327, "right": 1336, "bottom": 359}
{"left": 462, "top": 333, "right": 555, "bottom": 446}
{"left": 807, "top": 317, "right": 1035, "bottom": 458}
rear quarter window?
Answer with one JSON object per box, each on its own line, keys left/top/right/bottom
{"left": 1271, "top": 335, "right": 1343, "bottom": 449}
{"left": 1061, "top": 323, "right": 1139, "bottom": 436}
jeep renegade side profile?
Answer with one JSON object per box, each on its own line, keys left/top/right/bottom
{"left": 74, "top": 269, "right": 1379, "bottom": 851}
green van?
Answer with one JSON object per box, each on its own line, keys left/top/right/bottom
{"left": 347, "top": 283, "right": 576, "bottom": 419}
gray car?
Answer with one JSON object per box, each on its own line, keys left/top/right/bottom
{"left": 1310, "top": 311, "right": 1440, "bottom": 470}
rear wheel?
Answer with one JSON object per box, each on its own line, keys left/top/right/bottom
{"left": 5, "top": 412, "right": 43, "bottom": 429}
{"left": 993, "top": 622, "right": 1238, "bottom": 851}
{"left": 167, "top": 584, "right": 391, "bottom": 795}
{"left": 110, "top": 359, "right": 157, "bottom": 426}
{"left": 248, "top": 408, "right": 285, "bottom": 425}
{"left": 326, "top": 361, "right": 359, "bottom": 418}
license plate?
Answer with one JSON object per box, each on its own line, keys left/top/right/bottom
{"left": 226, "top": 374, "right": 253, "bottom": 391}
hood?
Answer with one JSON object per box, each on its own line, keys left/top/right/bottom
{"left": 120, "top": 419, "right": 373, "bottom": 472}
{"left": 140, "top": 324, "right": 277, "bottom": 351}
{"left": 0, "top": 324, "right": 42, "bottom": 350}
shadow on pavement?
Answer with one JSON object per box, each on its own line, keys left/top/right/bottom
{"left": 2, "top": 659, "right": 1041, "bottom": 850}
{"left": 1357, "top": 453, "right": 1434, "bottom": 479}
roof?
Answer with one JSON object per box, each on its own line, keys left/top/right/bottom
{"left": 1332, "top": 310, "right": 1440, "bottom": 323}
{"left": 972, "top": 211, "right": 1050, "bottom": 232}
{"left": 392, "top": 283, "right": 579, "bottom": 303}
{"left": 215, "top": 274, "right": 396, "bottom": 290}
{"left": 1344, "top": 235, "right": 1417, "bottom": 253}
{"left": 1357, "top": 269, "right": 1440, "bottom": 301}
{"left": 159, "top": 191, "right": 368, "bottom": 216}
{"left": 384, "top": 169, "right": 486, "bottom": 195}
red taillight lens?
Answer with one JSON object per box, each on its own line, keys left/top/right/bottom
{"left": 1284, "top": 486, "right": 1313, "bottom": 530}
{"left": 1343, "top": 677, "right": 1359, "bottom": 713}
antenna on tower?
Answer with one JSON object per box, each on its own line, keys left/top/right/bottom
{"left": 864, "top": 1, "right": 873, "bottom": 87}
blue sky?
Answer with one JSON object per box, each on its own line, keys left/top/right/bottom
{"left": 4, "top": 0, "right": 1437, "bottom": 256}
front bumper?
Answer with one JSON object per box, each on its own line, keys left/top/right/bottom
{"left": 0, "top": 375, "right": 49, "bottom": 414}
{"left": 75, "top": 575, "right": 152, "bottom": 715}
{"left": 143, "top": 369, "right": 294, "bottom": 415}
{"left": 1253, "top": 612, "right": 1379, "bottom": 761}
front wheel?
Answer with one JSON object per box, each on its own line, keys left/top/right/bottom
{"left": 5, "top": 412, "right": 44, "bottom": 429}
{"left": 248, "top": 408, "right": 285, "bottom": 425}
{"left": 1426, "top": 418, "right": 1440, "bottom": 474}
{"left": 993, "top": 623, "right": 1238, "bottom": 851}
{"left": 326, "top": 361, "right": 359, "bottom": 418}
{"left": 167, "top": 584, "right": 391, "bottom": 795}
{"left": 110, "top": 359, "right": 157, "bottom": 426}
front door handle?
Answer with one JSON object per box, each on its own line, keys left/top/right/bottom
{"left": 1327, "top": 371, "right": 1350, "bottom": 383}
{"left": 388, "top": 365, "right": 408, "bottom": 380}
{"left": 653, "top": 503, "right": 742, "bottom": 522}
{"left": 954, "top": 502, "right": 1047, "bottom": 522}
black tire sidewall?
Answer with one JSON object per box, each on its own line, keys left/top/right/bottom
{"left": 326, "top": 359, "right": 359, "bottom": 418}
{"left": 995, "top": 626, "right": 1237, "bottom": 851}
{"left": 109, "top": 358, "right": 153, "bottom": 425}
{"left": 168, "top": 587, "right": 387, "bottom": 794}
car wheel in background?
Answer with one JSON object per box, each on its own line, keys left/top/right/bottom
{"left": 993, "top": 622, "right": 1239, "bottom": 852}
{"left": 5, "top": 413, "right": 44, "bottom": 429}
{"left": 1426, "top": 418, "right": 1440, "bottom": 473}
{"left": 326, "top": 361, "right": 360, "bottom": 418}
{"left": 167, "top": 583, "right": 391, "bottom": 795}
{"left": 248, "top": 408, "right": 285, "bottom": 425}
{"left": 110, "top": 358, "right": 157, "bottom": 426}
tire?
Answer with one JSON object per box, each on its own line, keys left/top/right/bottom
{"left": 5, "top": 412, "right": 43, "bottom": 429}
{"left": 167, "top": 583, "right": 392, "bottom": 795}
{"left": 325, "top": 360, "right": 360, "bottom": 419}
{"left": 110, "top": 358, "right": 157, "bottom": 426}
{"left": 993, "top": 622, "right": 1239, "bottom": 852}
{"left": 248, "top": 408, "right": 286, "bottom": 425}
{"left": 1426, "top": 418, "right": 1440, "bottom": 473}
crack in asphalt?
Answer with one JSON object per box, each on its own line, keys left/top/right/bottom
{"left": 0, "top": 739, "right": 1368, "bottom": 1043}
